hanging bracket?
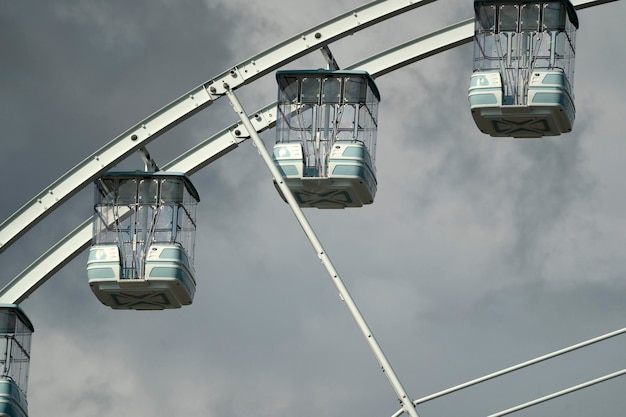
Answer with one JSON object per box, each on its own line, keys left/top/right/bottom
{"left": 137, "top": 146, "right": 159, "bottom": 171}
{"left": 320, "top": 45, "right": 341, "bottom": 70}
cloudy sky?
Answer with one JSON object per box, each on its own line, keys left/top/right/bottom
{"left": 1, "top": 0, "right": 625, "bottom": 416}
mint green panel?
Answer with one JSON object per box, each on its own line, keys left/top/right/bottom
{"left": 275, "top": 164, "right": 300, "bottom": 176}
{"left": 341, "top": 147, "right": 366, "bottom": 158}
{"left": 531, "top": 92, "right": 567, "bottom": 105}
{"left": 87, "top": 266, "right": 118, "bottom": 279}
{"left": 159, "top": 248, "right": 186, "bottom": 261}
{"left": 542, "top": 74, "right": 567, "bottom": 86}
{"left": 469, "top": 93, "right": 499, "bottom": 106}
{"left": 331, "top": 166, "right": 365, "bottom": 177}
{"left": 0, "top": 379, "right": 28, "bottom": 417}
{"left": 470, "top": 75, "right": 490, "bottom": 87}
{"left": 148, "top": 265, "right": 194, "bottom": 294}
{"left": 149, "top": 267, "right": 185, "bottom": 279}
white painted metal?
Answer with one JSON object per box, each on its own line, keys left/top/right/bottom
{"left": 486, "top": 368, "right": 626, "bottom": 417}
{"left": 2, "top": 0, "right": 610, "bottom": 261}
{"left": 357, "top": 18, "right": 473, "bottom": 77}
{"left": 0, "top": 0, "right": 615, "bottom": 311}
{"left": 224, "top": 85, "right": 421, "bottom": 417}
{"left": 0, "top": 0, "right": 438, "bottom": 256}
{"left": 0, "top": 16, "right": 469, "bottom": 304}
{"left": 390, "top": 326, "right": 626, "bottom": 417}
{"left": 321, "top": 45, "right": 341, "bottom": 70}
{"left": 0, "top": 16, "right": 480, "bottom": 305}
{"left": 0, "top": 122, "right": 253, "bottom": 304}
{"left": 0, "top": 87, "right": 212, "bottom": 253}
{"left": 0, "top": 0, "right": 621, "bottom": 414}
{"left": 0, "top": 219, "right": 93, "bottom": 304}
{"left": 137, "top": 147, "right": 159, "bottom": 171}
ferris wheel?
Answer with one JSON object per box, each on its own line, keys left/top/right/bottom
{"left": 0, "top": 0, "right": 623, "bottom": 416}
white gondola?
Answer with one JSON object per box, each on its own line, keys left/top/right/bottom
{"left": 273, "top": 70, "right": 380, "bottom": 208}
{"left": 469, "top": 0, "right": 579, "bottom": 137}
{"left": 87, "top": 172, "right": 200, "bottom": 310}
{"left": 0, "top": 305, "right": 33, "bottom": 417}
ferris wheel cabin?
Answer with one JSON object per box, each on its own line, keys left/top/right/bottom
{"left": 272, "top": 70, "right": 380, "bottom": 208}
{"left": 87, "top": 172, "right": 200, "bottom": 310}
{"left": 0, "top": 305, "right": 33, "bottom": 417}
{"left": 469, "top": 0, "right": 579, "bottom": 137}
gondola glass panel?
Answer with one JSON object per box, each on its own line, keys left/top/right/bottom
{"left": 87, "top": 172, "right": 200, "bottom": 310}
{"left": 273, "top": 70, "right": 380, "bottom": 208}
{"left": 469, "top": 0, "right": 579, "bottom": 137}
{"left": 0, "top": 305, "right": 33, "bottom": 417}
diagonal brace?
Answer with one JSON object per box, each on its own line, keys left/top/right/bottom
{"left": 222, "top": 82, "right": 421, "bottom": 417}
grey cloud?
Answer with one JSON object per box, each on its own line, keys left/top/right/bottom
{"left": 2, "top": 1, "right": 625, "bottom": 417}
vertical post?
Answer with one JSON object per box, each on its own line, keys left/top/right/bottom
{"left": 223, "top": 83, "right": 420, "bottom": 417}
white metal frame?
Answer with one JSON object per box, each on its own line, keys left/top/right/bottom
{"left": 0, "top": 0, "right": 439, "bottom": 256}
{"left": 0, "top": 0, "right": 622, "bottom": 416}
{"left": 0, "top": 15, "right": 477, "bottom": 305}
{"left": 1, "top": 0, "right": 613, "bottom": 304}
{"left": 224, "top": 85, "right": 420, "bottom": 417}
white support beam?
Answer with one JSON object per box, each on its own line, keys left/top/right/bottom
{"left": 224, "top": 84, "right": 421, "bottom": 417}
{"left": 357, "top": 19, "right": 473, "bottom": 77}
{"left": 487, "top": 368, "right": 626, "bottom": 417}
{"left": 0, "top": 0, "right": 617, "bottom": 306}
{"left": 0, "top": 17, "right": 476, "bottom": 304}
{"left": 0, "top": 219, "right": 94, "bottom": 305}
{"left": 390, "top": 327, "right": 626, "bottom": 417}
{"left": 0, "top": 0, "right": 437, "bottom": 256}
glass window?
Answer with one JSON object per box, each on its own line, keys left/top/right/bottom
{"left": 117, "top": 179, "right": 137, "bottom": 204}
{"left": 521, "top": 3, "right": 540, "bottom": 31}
{"left": 301, "top": 77, "right": 320, "bottom": 104}
{"left": 93, "top": 206, "right": 119, "bottom": 244}
{"left": 278, "top": 76, "right": 299, "bottom": 103}
{"left": 322, "top": 77, "right": 341, "bottom": 104}
{"left": 336, "top": 104, "right": 356, "bottom": 140}
{"left": 319, "top": 103, "right": 338, "bottom": 141}
{"left": 476, "top": 4, "right": 496, "bottom": 31}
{"left": 138, "top": 179, "right": 158, "bottom": 204}
{"left": 344, "top": 77, "right": 367, "bottom": 103}
{"left": 96, "top": 178, "right": 116, "bottom": 205}
{"left": 543, "top": 2, "right": 566, "bottom": 30}
{"left": 499, "top": 5, "right": 519, "bottom": 32}
{"left": 154, "top": 206, "right": 175, "bottom": 243}
{"left": 292, "top": 104, "right": 314, "bottom": 139}
{"left": 0, "top": 309, "right": 32, "bottom": 395}
{"left": 161, "top": 178, "right": 183, "bottom": 203}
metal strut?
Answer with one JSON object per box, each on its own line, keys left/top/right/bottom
{"left": 137, "top": 147, "right": 159, "bottom": 172}
{"left": 221, "top": 83, "right": 421, "bottom": 417}
{"left": 321, "top": 45, "right": 341, "bottom": 70}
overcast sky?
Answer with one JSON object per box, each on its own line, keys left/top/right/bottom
{"left": 1, "top": 1, "right": 625, "bottom": 416}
